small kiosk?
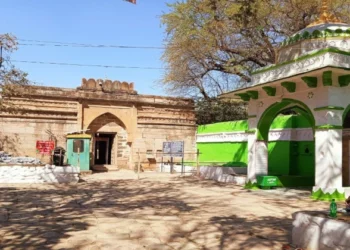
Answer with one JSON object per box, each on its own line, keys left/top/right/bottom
{"left": 66, "top": 134, "right": 91, "bottom": 172}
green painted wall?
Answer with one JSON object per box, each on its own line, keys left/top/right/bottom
{"left": 197, "top": 115, "right": 315, "bottom": 181}
{"left": 197, "top": 142, "right": 248, "bottom": 167}
{"left": 197, "top": 115, "right": 311, "bottom": 134}
{"left": 269, "top": 115, "right": 293, "bottom": 129}
{"left": 197, "top": 119, "right": 249, "bottom": 167}
{"left": 197, "top": 120, "right": 248, "bottom": 134}
{"left": 268, "top": 141, "right": 290, "bottom": 175}
{"left": 295, "top": 141, "right": 315, "bottom": 176}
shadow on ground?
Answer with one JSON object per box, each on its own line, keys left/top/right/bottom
{"left": 0, "top": 174, "right": 327, "bottom": 250}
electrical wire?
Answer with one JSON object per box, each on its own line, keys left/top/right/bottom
{"left": 17, "top": 39, "right": 340, "bottom": 51}
{"left": 18, "top": 39, "right": 166, "bottom": 50}
{"left": 12, "top": 59, "right": 166, "bottom": 70}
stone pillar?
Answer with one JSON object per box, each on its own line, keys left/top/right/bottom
{"left": 247, "top": 136, "right": 268, "bottom": 183}
{"left": 313, "top": 129, "right": 344, "bottom": 198}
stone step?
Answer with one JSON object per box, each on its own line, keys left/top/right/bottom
{"left": 92, "top": 165, "right": 119, "bottom": 172}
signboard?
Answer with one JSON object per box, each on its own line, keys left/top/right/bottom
{"left": 162, "top": 141, "right": 184, "bottom": 157}
{"left": 36, "top": 141, "right": 55, "bottom": 155}
{"left": 257, "top": 176, "right": 279, "bottom": 187}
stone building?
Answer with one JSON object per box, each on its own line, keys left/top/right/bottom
{"left": 0, "top": 78, "right": 197, "bottom": 170}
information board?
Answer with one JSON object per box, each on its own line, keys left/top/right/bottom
{"left": 36, "top": 141, "right": 55, "bottom": 155}
{"left": 162, "top": 141, "right": 184, "bottom": 157}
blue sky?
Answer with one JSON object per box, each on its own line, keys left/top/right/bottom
{"left": 1, "top": 0, "right": 177, "bottom": 96}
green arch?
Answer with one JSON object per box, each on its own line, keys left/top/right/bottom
{"left": 257, "top": 98, "right": 315, "bottom": 141}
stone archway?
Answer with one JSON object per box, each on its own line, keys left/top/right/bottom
{"left": 87, "top": 113, "right": 130, "bottom": 169}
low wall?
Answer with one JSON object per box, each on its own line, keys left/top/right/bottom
{"left": 158, "top": 164, "right": 197, "bottom": 173}
{"left": 292, "top": 212, "right": 350, "bottom": 250}
{"left": 199, "top": 166, "right": 247, "bottom": 185}
{"left": 0, "top": 165, "right": 80, "bottom": 184}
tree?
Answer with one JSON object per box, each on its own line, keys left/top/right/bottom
{"left": 0, "top": 34, "right": 28, "bottom": 112}
{"left": 196, "top": 98, "right": 247, "bottom": 124}
{"left": 161, "top": 0, "right": 350, "bottom": 99}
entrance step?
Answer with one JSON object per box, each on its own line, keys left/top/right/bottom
{"left": 80, "top": 170, "right": 93, "bottom": 176}
{"left": 92, "top": 165, "right": 119, "bottom": 172}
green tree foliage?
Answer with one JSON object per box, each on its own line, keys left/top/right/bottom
{"left": 0, "top": 34, "right": 28, "bottom": 111}
{"left": 161, "top": 0, "right": 350, "bottom": 99}
{"left": 196, "top": 98, "right": 247, "bottom": 125}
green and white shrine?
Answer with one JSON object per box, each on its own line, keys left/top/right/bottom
{"left": 220, "top": 1, "right": 350, "bottom": 200}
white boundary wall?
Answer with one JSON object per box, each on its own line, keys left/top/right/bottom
{"left": 158, "top": 164, "right": 197, "bottom": 173}
{"left": 0, "top": 165, "right": 80, "bottom": 184}
{"left": 199, "top": 166, "right": 247, "bottom": 185}
{"left": 197, "top": 128, "right": 314, "bottom": 143}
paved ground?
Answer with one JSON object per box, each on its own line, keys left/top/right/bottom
{"left": 0, "top": 171, "right": 330, "bottom": 250}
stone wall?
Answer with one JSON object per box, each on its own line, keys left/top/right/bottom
{"left": 0, "top": 82, "right": 197, "bottom": 170}
{"left": 133, "top": 124, "right": 197, "bottom": 170}
{"left": 0, "top": 96, "right": 78, "bottom": 163}
{"left": 0, "top": 165, "right": 80, "bottom": 183}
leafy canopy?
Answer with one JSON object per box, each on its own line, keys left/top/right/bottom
{"left": 0, "top": 34, "right": 28, "bottom": 111}
{"left": 161, "top": 0, "right": 350, "bottom": 99}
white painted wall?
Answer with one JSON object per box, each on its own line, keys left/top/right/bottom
{"left": 315, "top": 129, "right": 343, "bottom": 190}
{"left": 158, "top": 164, "right": 196, "bottom": 173}
{"left": 255, "top": 141, "right": 268, "bottom": 176}
{"left": 0, "top": 165, "right": 80, "bottom": 183}
{"left": 196, "top": 128, "right": 314, "bottom": 143}
{"left": 292, "top": 211, "right": 350, "bottom": 250}
{"left": 199, "top": 166, "right": 247, "bottom": 185}
{"left": 252, "top": 52, "right": 350, "bottom": 85}
{"left": 247, "top": 135, "right": 257, "bottom": 182}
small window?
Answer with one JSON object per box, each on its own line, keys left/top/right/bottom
{"left": 73, "top": 140, "right": 84, "bottom": 153}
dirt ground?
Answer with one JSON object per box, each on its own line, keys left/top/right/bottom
{"left": 0, "top": 170, "right": 330, "bottom": 250}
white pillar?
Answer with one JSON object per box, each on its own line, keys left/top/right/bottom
{"left": 248, "top": 135, "right": 268, "bottom": 182}
{"left": 255, "top": 140, "right": 268, "bottom": 176}
{"left": 247, "top": 135, "right": 256, "bottom": 182}
{"left": 314, "top": 129, "right": 343, "bottom": 194}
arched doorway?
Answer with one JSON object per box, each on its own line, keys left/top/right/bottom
{"left": 87, "top": 113, "right": 129, "bottom": 169}
{"left": 256, "top": 99, "right": 315, "bottom": 187}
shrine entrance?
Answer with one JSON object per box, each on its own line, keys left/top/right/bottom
{"left": 219, "top": 0, "right": 350, "bottom": 200}
{"left": 87, "top": 113, "right": 130, "bottom": 171}
{"left": 94, "top": 134, "right": 115, "bottom": 165}
{"left": 257, "top": 100, "right": 315, "bottom": 187}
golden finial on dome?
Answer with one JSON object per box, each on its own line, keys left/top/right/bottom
{"left": 307, "top": 0, "right": 345, "bottom": 27}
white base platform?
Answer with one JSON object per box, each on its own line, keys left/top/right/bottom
{"left": 292, "top": 211, "right": 350, "bottom": 250}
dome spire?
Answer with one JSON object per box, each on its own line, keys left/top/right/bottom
{"left": 307, "top": 0, "right": 345, "bottom": 27}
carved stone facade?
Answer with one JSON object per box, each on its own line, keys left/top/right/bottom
{"left": 0, "top": 79, "right": 197, "bottom": 170}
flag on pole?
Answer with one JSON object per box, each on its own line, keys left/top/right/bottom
{"left": 125, "top": 0, "right": 136, "bottom": 4}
